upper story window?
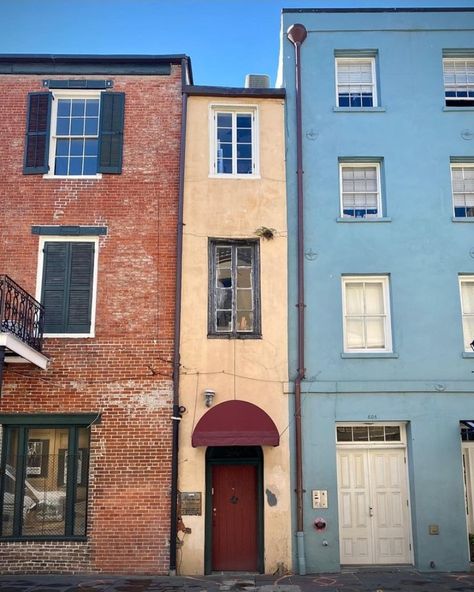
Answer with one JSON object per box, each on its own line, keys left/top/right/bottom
{"left": 37, "top": 238, "right": 98, "bottom": 337}
{"left": 340, "top": 162, "right": 381, "bottom": 218}
{"left": 209, "top": 240, "right": 260, "bottom": 338}
{"left": 342, "top": 276, "right": 392, "bottom": 353}
{"left": 24, "top": 90, "right": 125, "bottom": 177}
{"left": 0, "top": 421, "right": 90, "bottom": 539}
{"left": 443, "top": 58, "right": 474, "bottom": 107}
{"left": 210, "top": 107, "right": 258, "bottom": 177}
{"left": 451, "top": 163, "right": 474, "bottom": 218}
{"left": 335, "top": 58, "right": 377, "bottom": 108}
{"left": 459, "top": 276, "right": 474, "bottom": 352}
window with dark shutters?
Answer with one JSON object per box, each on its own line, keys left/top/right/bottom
{"left": 42, "top": 242, "right": 95, "bottom": 334}
{"left": 24, "top": 92, "right": 52, "bottom": 174}
{"left": 98, "top": 92, "right": 125, "bottom": 174}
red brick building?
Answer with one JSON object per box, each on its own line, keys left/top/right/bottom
{"left": 0, "top": 54, "right": 191, "bottom": 574}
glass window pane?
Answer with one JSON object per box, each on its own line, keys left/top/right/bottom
{"left": 237, "top": 128, "right": 251, "bottom": 143}
{"left": 85, "top": 117, "right": 99, "bottom": 135}
{"left": 216, "top": 310, "right": 232, "bottom": 332}
{"left": 71, "top": 100, "right": 85, "bottom": 116}
{"left": 365, "top": 283, "right": 384, "bottom": 314}
{"left": 83, "top": 157, "right": 98, "bottom": 176}
{"left": 237, "top": 247, "right": 252, "bottom": 266}
{"left": 336, "top": 426, "right": 352, "bottom": 441}
{"left": 85, "top": 100, "right": 99, "bottom": 116}
{"left": 84, "top": 139, "right": 98, "bottom": 157}
{"left": 70, "top": 118, "right": 84, "bottom": 136}
{"left": 221, "top": 159, "right": 233, "bottom": 174}
{"left": 216, "top": 248, "right": 231, "bottom": 267}
{"left": 237, "top": 268, "right": 251, "bottom": 288}
{"left": 345, "top": 283, "right": 364, "bottom": 314}
{"left": 217, "top": 129, "right": 232, "bottom": 143}
{"left": 70, "top": 139, "right": 84, "bottom": 157}
{"left": 54, "top": 157, "right": 68, "bottom": 176}
{"left": 385, "top": 426, "right": 401, "bottom": 441}
{"left": 69, "top": 157, "right": 83, "bottom": 175}
{"left": 237, "top": 144, "right": 252, "bottom": 159}
{"left": 237, "top": 289, "right": 252, "bottom": 310}
{"left": 461, "top": 282, "right": 474, "bottom": 314}
{"left": 56, "top": 117, "right": 70, "bottom": 135}
{"left": 365, "top": 317, "right": 385, "bottom": 348}
{"left": 462, "top": 317, "right": 474, "bottom": 350}
{"left": 353, "top": 426, "right": 369, "bottom": 441}
{"left": 73, "top": 428, "right": 89, "bottom": 536}
{"left": 217, "top": 288, "right": 232, "bottom": 309}
{"left": 236, "top": 114, "right": 252, "bottom": 128}
{"left": 346, "top": 318, "right": 364, "bottom": 348}
{"left": 369, "top": 426, "right": 384, "bottom": 441}
{"left": 217, "top": 113, "right": 232, "bottom": 127}
{"left": 2, "top": 428, "right": 19, "bottom": 536}
{"left": 217, "top": 268, "right": 232, "bottom": 288}
{"left": 237, "top": 311, "right": 253, "bottom": 332}
{"left": 237, "top": 159, "right": 252, "bottom": 174}
{"left": 57, "top": 100, "right": 71, "bottom": 117}
{"left": 55, "top": 139, "right": 69, "bottom": 157}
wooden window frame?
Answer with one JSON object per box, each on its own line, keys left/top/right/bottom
{"left": 335, "top": 57, "right": 378, "bottom": 108}
{"left": 339, "top": 162, "right": 382, "bottom": 219}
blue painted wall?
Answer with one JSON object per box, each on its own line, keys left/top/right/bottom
{"left": 281, "top": 9, "right": 474, "bottom": 573}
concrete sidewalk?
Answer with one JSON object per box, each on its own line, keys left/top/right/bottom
{"left": 0, "top": 570, "right": 474, "bottom": 592}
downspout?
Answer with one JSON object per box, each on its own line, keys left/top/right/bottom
{"left": 287, "top": 23, "right": 307, "bottom": 577}
{"left": 0, "top": 346, "right": 4, "bottom": 397}
{"left": 169, "top": 57, "right": 189, "bottom": 576}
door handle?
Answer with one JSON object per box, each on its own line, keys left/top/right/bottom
{"left": 369, "top": 506, "right": 374, "bottom": 517}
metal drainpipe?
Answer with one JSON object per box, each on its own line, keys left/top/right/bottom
{"left": 169, "top": 58, "right": 189, "bottom": 576}
{"left": 0, "top": 346, "right": 5, "bottom": 397}
{"left": 287, "top": 23, "right": 308, "bottom": 576}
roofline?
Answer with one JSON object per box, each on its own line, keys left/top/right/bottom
{"left": 282, "top": 7, "right": 474, "bottom": 13}
{"left": 0, "top": 53, "right": 189, "bottom": 64}
{"left": 184, "top": 85, "right": 285, "bottom": 98}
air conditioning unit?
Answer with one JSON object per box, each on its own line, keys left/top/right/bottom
{"left": 245, "top": 74, "right": 271, "bottom": 89}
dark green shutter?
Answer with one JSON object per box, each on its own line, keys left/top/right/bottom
{"left": 24, "top": 92, "right": 52, "bottom": 174}
{"left": 98, "top": 92, "right": 125, "bottom": 174}
{"left": 42, "top": 242, "right": 94, "bottom": 334}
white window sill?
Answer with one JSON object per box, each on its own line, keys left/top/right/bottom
{"left": 443, "top": 106, "right": 474, "bottom": 112}
{"left": 44, "top": 333, "right": 95, "bottom": 339}
{"left": 333, "top": 107, "right": 386, "bottom": 113}
{"left": 341, "top": 352, "right": 398, "bottom": 359}
{"left": 42, "top": 174, "right": 102, "bottom": 180}
{"left": 462, "top": 352, "right": 474, "bottom": 358}
{"left": 452, "top": 217, "right": 474, "bottom": 222}
{"left": 337, "top": 217, "right": 392, "bottom": 223}
{"left": 208, "top": 174, "right": 261, "bottom": 180}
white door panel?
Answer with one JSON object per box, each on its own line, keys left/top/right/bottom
{"left": 337, "top": 447, "right": 411, "bottom": 565}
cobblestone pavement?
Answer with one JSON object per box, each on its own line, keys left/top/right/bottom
{"left": 0, "top": 570, "right": 474, "bottom": 592}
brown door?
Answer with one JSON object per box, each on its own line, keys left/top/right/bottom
{"left": 212, "top": 464, "right": 258, "bottom": 571}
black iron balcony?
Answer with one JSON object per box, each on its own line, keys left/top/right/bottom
{"left": 0, "top": 276, "right": 48, "bottom": 368}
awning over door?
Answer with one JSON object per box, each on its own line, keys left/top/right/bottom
{"left": 192, "top": 400, "right": 280, "bottom": 447}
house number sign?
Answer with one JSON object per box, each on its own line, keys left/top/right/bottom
{"left": 180, "top": 492, "right": 202, "bottom": 516}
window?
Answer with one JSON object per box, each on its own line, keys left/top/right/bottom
{"left": 443, "top": 58, "right": 474, "bottom": 107}
{"left": 335, "top": 58, "right": 377, "bottom": 108}
{"left": 459, "top": 276, "right": 474, "bottom": 351}
{"left": 211, "top": 107, "right": 257, "bottom": 176}
{"left": 0, "top": 422, "right": 90, "bottom": 538}
{"left": 336, "top": 425, "right": 401, "bottom": 443}
{"left": 342, "top": 276, "right": 392, "bottom": 352}
{"left": 340, "top": 163, "right": 381, "bottom": 218}
{"left": 24, "top": 91, "right": 125, "bottom": 176}
{"left": 209, "top": 240, "right": 260, "bottom": 337}
{"left": 451, "top": 164, "right": 474, "bottom": 218}
{"left": 38, "top": 238, "right": 98, "bottom": 336}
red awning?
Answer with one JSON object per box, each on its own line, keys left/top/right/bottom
{"left": 191, "top": 400, "right": 280, "bottom": 447}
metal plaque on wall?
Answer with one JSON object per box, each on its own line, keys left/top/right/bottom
{"left": 180, "top": 492, "right": 202, "bottom": 515}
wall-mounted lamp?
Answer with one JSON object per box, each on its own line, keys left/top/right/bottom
{"left": 203, "top": 389, "right": 215, "bottom": 407}
{"left": 470, "top": 339, "right": 474, "bottom": 352}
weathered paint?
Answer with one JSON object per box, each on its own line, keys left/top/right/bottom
{"left": 179, "top": 94, "right": 290, "bottom": 574}
{"left": 280, "top": 9, "right": 474, "bottom": 573}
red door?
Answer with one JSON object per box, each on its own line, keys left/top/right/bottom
{"left": 211, "top": 464, "right": 258, "bottom": 571}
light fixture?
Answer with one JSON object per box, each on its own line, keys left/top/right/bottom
{"left": 203, "top": 389, "right": 215, "bottom": 407}
{"left": 471, "top": 339, "right": 474, "bottom": 352}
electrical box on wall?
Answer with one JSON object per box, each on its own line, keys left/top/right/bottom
{"left": 312, "top": 489, "right": 328, "bottom": 509}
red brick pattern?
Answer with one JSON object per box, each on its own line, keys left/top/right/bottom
{"left": 0, "top": 66, "right": 183, "bottom": 574}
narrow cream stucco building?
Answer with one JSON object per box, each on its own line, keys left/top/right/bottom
{"left": 177, "top": 85, "right": 290, "bottom": 575}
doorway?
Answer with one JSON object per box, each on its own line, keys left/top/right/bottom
{"left": 205, "top": 446, "right": 263, "bottom": 573}
{"left": 336, "top": 424, "right": 412, "bottom": 565}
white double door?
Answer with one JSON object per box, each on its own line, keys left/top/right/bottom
{"left": 337, "top": 447, "right": 412, "bottom": 565}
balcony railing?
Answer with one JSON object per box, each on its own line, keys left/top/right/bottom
{"left": 0, "top": 275, "right": 44, "bottom": 353}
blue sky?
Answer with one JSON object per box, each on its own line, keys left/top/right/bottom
{"left": 2, "top": 0, "right": 474, "bottom": 87}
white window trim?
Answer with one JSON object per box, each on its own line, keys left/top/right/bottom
{"left": 335, "top": 57, "right": 378, "bottom": 108}
{"left": 339, "top": 162, "right": 382, "bottom": 219}
{"left": 443, "top": 57, "right": 474, "bottom": 105}
{"left": 342, "top": 275, "right": 392, "bottom": 353}
{"left": 43, "top": 90, "right": 103, "bottom": 179}
{"left": 336, "top": 422, "right": 407, "bottom": 448}
{"left": 208, "top": 104, "right": 260, "bottom": 178}
{"left": 451, "top": 163, "right": 474, "bottom": 218}
{"left": 35, "top": 236, "right": 99, "bottom": 338}
{"left": 459, "top": 275, "right": 474, "bottom": 352}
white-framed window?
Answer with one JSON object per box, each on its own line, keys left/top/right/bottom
{"left": 459, "top": 276, "right": 474, "bottom": 351}
{"left": 210, "top": 106, "right": 258, "bottom": 177}
{"left": 340, "top": 162, "right": 381, "bottom": 218}
{"left": 451, "top": 164, "right": 474, "bottom": 218}
{"left": 36, "top": 236, "right": 99, "bottom": 338}
{"left": 335, "top": 57, "right": 377, "bottom": 108}
{"left": 342, "top": 276, "right": 392, "bottom": 352}
{"left": 336, "top": 423, "right": 405, "bottom": 445}
{"left": 443, "top": 58, "right": 474, "bottom": 107}
{"left": 47, "top": 90, "right": 102, "bottom": 177}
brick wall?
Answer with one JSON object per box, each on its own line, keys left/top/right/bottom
{"left": 0, "top": 66, "right": 183, "bottom": 574}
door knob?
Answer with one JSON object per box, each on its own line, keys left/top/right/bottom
{"left": 369, "top": 506, "right": 374, "bottom": 517}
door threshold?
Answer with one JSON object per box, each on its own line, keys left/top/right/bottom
{"left": 341, "top": 564, "right": 414, "bottom": 573}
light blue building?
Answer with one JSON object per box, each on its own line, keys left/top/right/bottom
{"left": 279, "top": 8, "right": 474, "bottom": 573}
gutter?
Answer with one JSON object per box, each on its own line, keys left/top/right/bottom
{"left": 169, "top": 57, "right": 189, "bottom": 576}
{"left": 287, "top": 23, "right": 308, "bottom": 577}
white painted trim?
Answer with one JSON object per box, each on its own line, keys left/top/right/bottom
{"left": 208, "top": 103, "right": 259, "bottom": 178}
{"left": 339, "top": 161, "right": 382, "bottom": 219}
{"left": 459, "top": 275, "right": 474, "bottom": 352}
{"left": 335, "top": 421, "right": 407, "bottom": 447}
{"left": 450, "top": 163, "right": 474, "bottom": 218}
{"left": 47, "top": 89, "right": 101, "bottom": 178}
{"left": 341, "top": 275, "right": 393, "bottom": 353}
{"left": 0, "top": 333, "right": 49, "bottom": 370}
{"left": 335, "top": 56, "right": 378, "bottom": 108}
{"left": 35, "top": 236, "right": 99, "bottom": 338}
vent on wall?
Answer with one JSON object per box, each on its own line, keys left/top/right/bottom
{"left": 245, "top": 74, "right": 270, "bottom": 89}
